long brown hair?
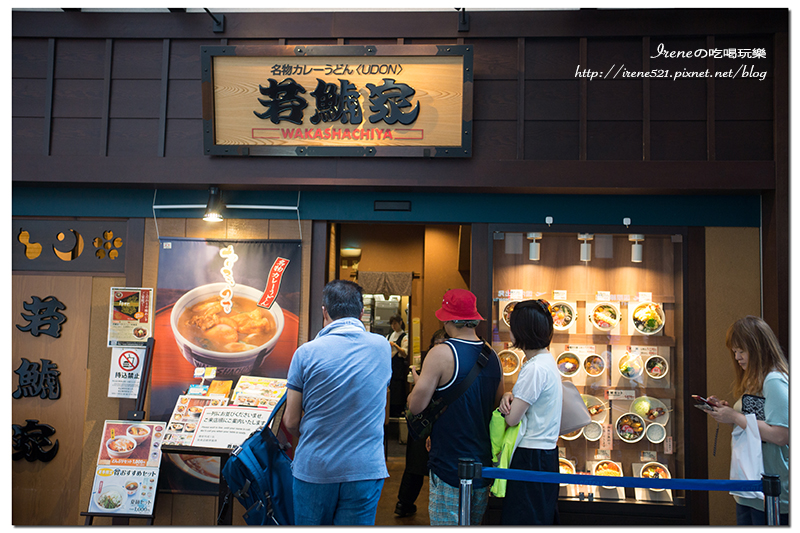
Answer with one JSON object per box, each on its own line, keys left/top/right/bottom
{"left": 725, "top": 315, "right": 788, "bottom": 398}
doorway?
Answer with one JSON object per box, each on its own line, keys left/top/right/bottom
{"left": 332, "top": 222, "right": 471, "bottom": 524}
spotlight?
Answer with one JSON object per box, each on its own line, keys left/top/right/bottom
{"left": 527, "top": 233, "right": 542, "bottom": 261}
{"left": 578, "top": 233, "right": 593, "bottom": 262}
{"left": 629, "top": 234, "right": 644, "bottom": 263}
{"left": 203, "top": 186, "right": 224, "bottom": 222}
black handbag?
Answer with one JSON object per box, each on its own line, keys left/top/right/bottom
{"left": 405, "top": 342, "right": 492, "bottom": 441}
{"left": 741, "top": 394, "right": 766, "bottom": 421}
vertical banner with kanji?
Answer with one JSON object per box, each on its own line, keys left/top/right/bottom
{"left": 151, "top": 238, "right": 301, "bottom": 494}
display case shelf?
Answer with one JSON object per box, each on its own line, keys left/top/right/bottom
{"left": 492, "top": 230, "right": 685, "bottom": 514}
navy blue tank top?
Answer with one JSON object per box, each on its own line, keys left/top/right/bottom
{"left": 427, "top": 338, "right": 502, "bottom": 488}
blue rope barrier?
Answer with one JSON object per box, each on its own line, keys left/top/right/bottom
{"left": 481, "top": 467, "right": 763, "bottom": 493}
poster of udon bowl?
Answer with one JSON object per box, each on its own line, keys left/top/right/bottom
{"left": 152, "top": 238, "right": 301, "bottom": 493}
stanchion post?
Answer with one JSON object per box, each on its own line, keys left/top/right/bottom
{"left": 761, "top": 474, "right": 781, "bottom": 525}
{"left": 458, "top": 458, "right": 477, "bottom": 526}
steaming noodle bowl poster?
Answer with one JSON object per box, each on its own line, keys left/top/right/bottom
{"left": 152, "top": 238, "right": 301, "bottom": 493}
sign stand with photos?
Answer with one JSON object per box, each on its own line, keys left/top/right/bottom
{"left": 84, "top": 337, "right": 160, "bottom": 524}
{"left": 82, "top": 418, "right": 166, "bottom": 524}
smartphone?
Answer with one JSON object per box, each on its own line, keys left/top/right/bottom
{"left": 692, "top": 395, "right": 716, "bottom": 412}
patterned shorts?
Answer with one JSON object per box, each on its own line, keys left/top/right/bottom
{"left": 428, "top": 471, "right": 490, "bottom": 526}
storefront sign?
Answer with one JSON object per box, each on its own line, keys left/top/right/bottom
{"left": 107, "top": 288, "right": 154, "bottom": 348}
{"left": 108, "top": 348, "right": 144, "bottom": 399}
{"left": 12, "top": 419, "right": 59, "bottom": 462}
{"left": 202, "top": 44, "right": 473, "bottom": 157}
{"left": 17, "top": 295, "right": 66, "bottom": 338}
{"left": 14, "top": 358, "right": 61, "bottom": 400}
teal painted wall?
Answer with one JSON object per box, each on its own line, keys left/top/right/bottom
{"left": 12, "top": 187, "right": 761, "bottom": 228}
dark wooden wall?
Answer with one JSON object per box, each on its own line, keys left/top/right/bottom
{"left": 11, "top": 7, "right": 789, "bottom": 347}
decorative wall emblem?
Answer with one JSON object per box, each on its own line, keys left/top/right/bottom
{"left": 12, "top": 419, "right": 59, "bottom": 462}
{"left": 17, "top": 295, "right": 67, "bottom": 338}
{"left": 13, "top": 220, "right": 128, "bottom": 273}
{"left": 13, "top": 358, "right": 61, "bottom": 400}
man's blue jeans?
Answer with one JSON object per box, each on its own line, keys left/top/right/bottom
{"left": 293, "top": 477, "right": 384, "bottom": 525}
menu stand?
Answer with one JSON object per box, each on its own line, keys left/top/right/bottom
{"left": 159, "top": 445, "right": 234, "bottom": 525}
{"left": 80, "top": 511, "right": 155, "bottom": 526}
{"left": 82, "top": 338, "right": 159, "bottom": 526}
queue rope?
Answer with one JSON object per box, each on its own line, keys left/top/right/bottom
{"left": 480, "top": 467, "right": 763, "bottom": 493}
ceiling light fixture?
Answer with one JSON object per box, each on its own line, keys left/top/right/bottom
{"left": 579, "top": 233, "right": 593, "bottom": 262}
{"left": 629, "top": 234, "right": 644, "bottom": 263}
{"left": 203, "top": 186, "right": 224, "bottom": 222}
{"left": 527, "top": 232, "right": 542, "bottom": 261}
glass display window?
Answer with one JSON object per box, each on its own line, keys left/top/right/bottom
{"left": 490, "top": 229, "right": 685, "bottom": 506}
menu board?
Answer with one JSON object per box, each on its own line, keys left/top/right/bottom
{"left": 191, "top": 407, "right": 274, "bottom": 449}
{"left": 230, "top": 376, "right": 287, "bottom": 408}
{"left": 107, "top": 287, "right": 154, "bottom": 347}
{"left": 96, "top": 420, "right": 165, "bottom": 467}
{"left": 164, "top": 395, "right": 228, "bottom": 446}
{"left": 89, "top": 420, "right": 165, "bottom": 515}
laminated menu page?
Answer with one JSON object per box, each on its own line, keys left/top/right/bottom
{"left": 89, "top": 420, "right": 165, "bottom": 516}
{"left": 230, "top": 375, "right": 287, "bottom": 408}
{"left": 163, "top": 395, "right": 228, "bottom": 446}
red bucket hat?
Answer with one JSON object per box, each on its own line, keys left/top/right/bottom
{"left": 435, "top": 289, "right": 484, "bottom": 322}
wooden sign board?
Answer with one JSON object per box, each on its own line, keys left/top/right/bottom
{"left": 201, "top": 44, "right": 473, "bottom": 157}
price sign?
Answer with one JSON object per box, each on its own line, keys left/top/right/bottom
{"left": 638, "top": 292, "right": 653, "bottom": 302}
{"left": 599, "top": 423, "right": 614, "bottom": 450}
{"left": 554, "top": 290, "right": 568, "bottom": 300}
{"left": 640, "top": 450, "right": 658, "bottom": 462}
{"left": 664, "top": 436, "right": 674, "bottom": 454}
{"left": 605, "top": 389, "right": 636, "bottom": 401}
{"left": 596, "top": 291, "right": 611, "bottom": 302}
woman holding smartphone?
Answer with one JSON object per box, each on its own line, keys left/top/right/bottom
{"left": 706, "top": 315, "right": 789, "bottom": 525}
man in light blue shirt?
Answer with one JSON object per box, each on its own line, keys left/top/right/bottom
{"left": 284, "top": 279, "right": 391, "bottom": 525}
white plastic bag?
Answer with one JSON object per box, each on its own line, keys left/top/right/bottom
{"left": 729, "top": 412, "right": 764, "bottom": 500}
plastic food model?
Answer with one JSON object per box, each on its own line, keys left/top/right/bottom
{"left": 616, "top": 413, "right": 645, "bottom": 442}
{"left": 646, "top": 356, "right": 669, "bottom": 378}
{"left": 558, "top": 458, "right": 575, "bottom": 486}
{"left": 498, "top": 349, "right": 521, "bottom": 376}
{"left": 632, "top": 302, "right": 665, "bottom": 334}
{"left": 584, "top": 354, "right": 605, "bottom": 376}
{"left": 560, "top": 427, "right": 583, "bottom": 440}
{"left": 502, "top": 301, "right": 518, "bottom": 327}
{"left": 590, "top": 303, "right": 619, "bottom": 330}
{"left": 551, "top": 302, "right": 576, "bottom": 330}
{"left": 641, "top": 462, "right": 670, "bottom": 491}
{"left": 594, "top": 460, "right": 623, "bottom": 488}
{"left": 583, "top": 421, "right": 603, "bottom": 441}
{"left": 557, "top": 352, "right": 580, "bottom": 376}
{"left": 619, "top": 353, "right": 643, "bottom": 379}
{"left": 594, "top": 461, "right": 622, "bottom": 477}
{"left": 646, "top": 423, "right": 667, "bottom": 444}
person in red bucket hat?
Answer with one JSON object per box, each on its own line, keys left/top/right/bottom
{"left": 407, "top": 288, "right": 503, "bottom": 525}
{"left": 434, "top": 288, "right": 484, "bottom": 322}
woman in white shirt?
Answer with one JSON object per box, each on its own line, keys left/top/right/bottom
{"left": 498, "top": 299, "right": 562, "bottom": 525}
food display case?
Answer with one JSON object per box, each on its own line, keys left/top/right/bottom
{"left": 490, "top": 229, "right": 687, "bottom": 522}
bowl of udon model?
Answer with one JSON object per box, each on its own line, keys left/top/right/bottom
{"left": 170, "top": 283, "right": 285, "bottom": 375}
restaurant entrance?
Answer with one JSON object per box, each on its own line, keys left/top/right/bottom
{"left": 333, "top": 221, "right": 470, "bottom": 524}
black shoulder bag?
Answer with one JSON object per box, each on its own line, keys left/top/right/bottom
{"left": 405, "top": 342, "right": 492, "bottom": 441}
